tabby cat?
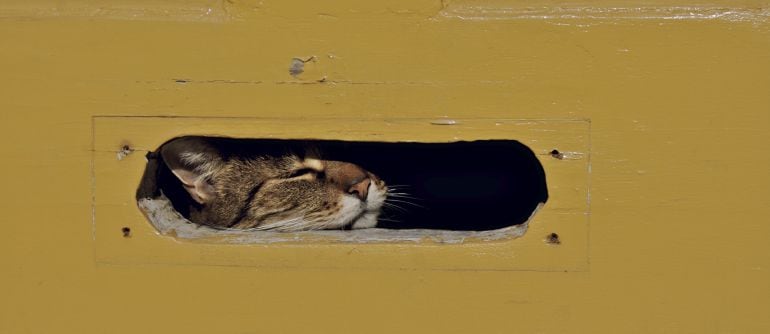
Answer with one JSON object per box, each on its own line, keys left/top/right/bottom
{"left": 145, "top": 136, "right": 388, "bottom": 231}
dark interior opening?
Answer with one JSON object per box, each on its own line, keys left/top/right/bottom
{"left": 138, "top": 138, "right": 548, "bottom": 231}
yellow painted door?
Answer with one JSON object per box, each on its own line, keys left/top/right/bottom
{"left": 1, "top": 0, "right": 769, "bottom": 333}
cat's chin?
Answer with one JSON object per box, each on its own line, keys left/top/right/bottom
{"left": 349, "top": 211, "right": 379, "bottom": 229}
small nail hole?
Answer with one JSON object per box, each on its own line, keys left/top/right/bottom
{"left": 117, "top": 144, "right": 133, "bottom": 161}
{"left": 546, "top": 232, "right": 560, "bottom": 244}
{"left": 122, "top": 227, "right": 131, "bottom": 238}
{"left": 550, "top": 149, "right": 564, "bottom": 160}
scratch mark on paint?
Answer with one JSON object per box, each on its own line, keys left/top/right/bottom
{"left": 172, "top": 79, "right": 263, "bottom": 85}
{"left": 0, "top": 2, "right": 232, "bottom": 22}
{"left": 430, "top": 119, "right": 459, "bottom": 125}
{"left": 317, "top": 13, "right": 338, "bottom": 19}
{"left": 436, "top": 6, "right": 770, "bottom": 24}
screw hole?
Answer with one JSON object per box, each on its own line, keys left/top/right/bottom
{"left": 117, "top": 144, "right": 134, "bottom": 161}
{"left": 546, "top": 232, "right": 560, "bottom": 244}
{"left": 122, "top": 227, "right": 131, "bottom": 238}
{"left": 550, "top": 149, "right": 564, "bottom": 160}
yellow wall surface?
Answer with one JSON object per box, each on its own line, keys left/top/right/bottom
{"left": 1, "top": 0, "right": 769, "bottom": 333}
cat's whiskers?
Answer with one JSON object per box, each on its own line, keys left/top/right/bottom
{"left": 386, "top": 187, "right": 423, "bottom": 202}
{"left": 385, "top": 185, "right": 412, "bottom": 192}
{"left": 385, "top": 198, "right": 426, "bottom": 209}
{"left": 381, "top": 202, "right": 409, "bottom": 213}
{"left": 376, "top": 217, "right": 401, "bottom": 223}
{"left": 386, "top": 193, "right": 422, "bottom": 201}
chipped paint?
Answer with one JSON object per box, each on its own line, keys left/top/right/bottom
{"left": 430, "top": 118, "right": 459, "bottom": 125}
{"left": 116, "top": 145, "right": 133, "bottom": 161}
{"left": 437, "top": 5, "right": 770, "bottom": 23}
{"left": 289, "top": 56, "right": 317, "bottom": 78}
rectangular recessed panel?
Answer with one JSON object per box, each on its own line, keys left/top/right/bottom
{"left": 92, "top": 116, "right": 590, "bottom": 271}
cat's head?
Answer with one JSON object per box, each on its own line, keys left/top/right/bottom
{"left": 158, "top": 137, "right": 387, "bottom": 231}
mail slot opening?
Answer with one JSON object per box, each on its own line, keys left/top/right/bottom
{"left": 136, "top": 136, "right": 548, "bottom": 237}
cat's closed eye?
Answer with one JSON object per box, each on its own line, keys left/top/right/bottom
{"left": 286, "top": 167, "right": 327, "bottom": 181}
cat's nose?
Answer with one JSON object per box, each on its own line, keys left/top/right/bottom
{"left": 348, "top": 178, "right": 370, "bottom": 201}
{"left": 324, "top": 161, "right": 371, "bottom": 201}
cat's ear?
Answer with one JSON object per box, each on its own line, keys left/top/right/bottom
{"left": 159, "top": 137, "right": 222, "bottom": 205}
